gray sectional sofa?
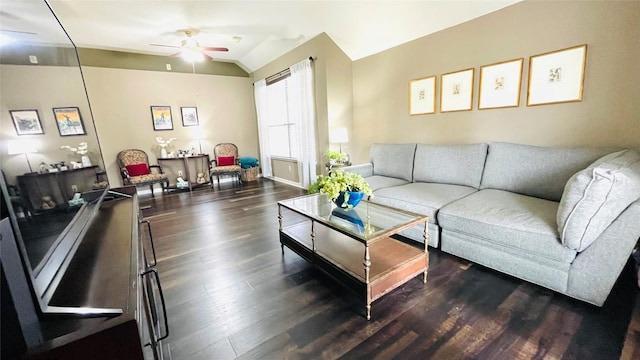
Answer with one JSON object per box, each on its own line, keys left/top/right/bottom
{"left": 344, "top": 142, "right": 640, "bottom": 306}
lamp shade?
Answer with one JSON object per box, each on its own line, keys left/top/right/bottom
{"left": 8, "top": 139, "right": 38, "bottom": 155}
{"left": 329, "top": 127, "right": 349, "bottom": 144}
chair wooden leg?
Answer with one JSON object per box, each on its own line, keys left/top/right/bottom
{"left": 150, "top": 184, "right": 155, "bottom": 197}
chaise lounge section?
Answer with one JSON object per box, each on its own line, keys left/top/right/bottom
{"left": 344, "top": 142, "right": 640, "bottom": 306}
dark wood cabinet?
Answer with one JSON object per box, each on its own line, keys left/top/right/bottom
{"left": 1, "top": 186, "right": 168, "bottom": 359}
{"left": 17, "top": 166, "right": 103, "bottom": 214}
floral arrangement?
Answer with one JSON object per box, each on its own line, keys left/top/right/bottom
{"left": 156, "top": 136, "right": 177, "bottom": 148}
{"left": 60, "top": 141, "right": 88, "bottom": 155}
{"left": 309, "top": 170, "right": 373, "bottom": 208}
{"left": 325, "top": 149, "right": 348, "bottom": 164}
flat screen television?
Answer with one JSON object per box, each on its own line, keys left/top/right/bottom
{"left": 0, "top": 171, "right": 122, "bottom": 316}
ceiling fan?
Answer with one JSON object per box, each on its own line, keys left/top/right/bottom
{"left": 150, "top": 30, "right": 228, "bottom": 61}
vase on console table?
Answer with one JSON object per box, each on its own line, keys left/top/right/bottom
{"left": 161, "top": 148, "right": 168, "bottom": 158}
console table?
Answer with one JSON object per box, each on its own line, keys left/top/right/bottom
{"left": 17, "top": 166, "right": 101, "bottom": 214}
{"left": 158, "top": 154, "right": 210, "bottom": 192}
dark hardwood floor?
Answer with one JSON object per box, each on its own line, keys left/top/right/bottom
{"left": 139, "top": 179, "right": 640, "bottom": 360}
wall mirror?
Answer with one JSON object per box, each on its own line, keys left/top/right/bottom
{"left": 0, "top": 0, "right": 111, "bottom": 315}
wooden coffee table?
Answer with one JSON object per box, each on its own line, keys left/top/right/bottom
{"left": 277, "top": 194, "right": 429, "bottom": 320}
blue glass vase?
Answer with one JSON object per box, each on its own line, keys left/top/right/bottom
{"left": 334, "top": 191, "right": 365, "bottom": 209}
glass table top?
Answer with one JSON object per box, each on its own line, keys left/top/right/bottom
{"left": 278, "top": 193, "right": 428, "bottom": 242}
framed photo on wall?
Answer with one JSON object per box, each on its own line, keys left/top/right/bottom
{"left": 440, "top": 68, "right": 474, "bottom": 112}
{"left": 527, "top": 44, "right": 587, "bottom": 106}
{"left": 53, "top": 107, "right": 86, "bottom": 136}
{"left": 10, "top": 109, "right": 44, "bottom": 135}
{"left": 150, "top": 105, "right": 173, "bottom": 130}
{"left": 409, "top": 76, "right": 436, "bottom": 115}
{"left": 181, "top": 106, "right": 199, "bottom": 126}
{"left": 478, "top": 58, "right": 524, "bottom": 110}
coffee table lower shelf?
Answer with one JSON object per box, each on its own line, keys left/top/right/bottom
{"left": 280, "top": 221, "right": 428, "bottom": 320}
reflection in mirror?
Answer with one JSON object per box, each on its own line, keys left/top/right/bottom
{"left": 0, "top": 0, "right": 108, "bottom": 313}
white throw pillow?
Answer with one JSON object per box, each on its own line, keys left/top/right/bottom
{"left": 557, "top": 150, "right": 640, "bottom": 252}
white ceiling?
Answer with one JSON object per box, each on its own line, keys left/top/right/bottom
{"left": 39, "top": 1, "right": 523, "bottom": 72}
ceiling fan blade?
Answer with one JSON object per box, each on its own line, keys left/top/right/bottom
{"left": 150, "top": 43, "right": 180, "bottom": 49}
{"left": 169, "top": 51, "right": 182, "bottom": 57}
{"left": 201, "top": 46, "right": 229, "bottom": 52}
{"left": 202, "top": 52, "right": 214, "bottom": 61}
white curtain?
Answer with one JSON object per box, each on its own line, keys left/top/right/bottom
{"left": 253, "top": 79, "right": 272, "bottom": 178}
{"left": 288, "top": 58, "right": 317, "bottom": 189}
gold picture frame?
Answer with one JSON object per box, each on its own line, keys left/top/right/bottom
{"left": 527, "top": 44, "right": 587, "bottom": 106}
{"left": 409, "top": 76, "right": 436, "bottom": 115}
{"left": 440, "top": 68, "right": 474, "bottom": 113}
{"left": 478, "top": 58, "right": 524, "bottom": 110}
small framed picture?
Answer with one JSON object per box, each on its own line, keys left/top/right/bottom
{"left": 409, "top": 76, "right": 436, "bottom": 115}
{"left": 53, "top": 107, "right": 86, "bottom": 136}
{"left": 527, "top": 44, "right": 587, "bottom": 106}
{"left": 150, "top": 105, "right": 173, "bottom": 130}
{"left": 478, "top": 58, "right": 524, "bottom": 110}
{"left": 181, "top": 106, "right": 199, "bottom": 126}
{"left": 10, "top": 109, "right": 44, "bottom": 135}
{"left": 440, "top": 68, "right": 474, "bottom": 112}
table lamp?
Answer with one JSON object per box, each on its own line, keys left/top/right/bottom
{"left": 329, "top": 127, "right": 349, "bottom": 154}
{"left": 8, "top": 139, "right": 38, "bottom": 173}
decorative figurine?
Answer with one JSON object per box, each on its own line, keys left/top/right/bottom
{"left": 196, "top": 172, "right": 206, "bottom": 184}
{"left": 41, "top": 196, "right": 56, "bottom": 210}
{"left": 176, "top": 170, "right": 189, "bottom": 188}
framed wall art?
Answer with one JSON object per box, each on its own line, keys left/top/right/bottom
{"left": 409, "top": 76, "right": 436, "bottom": 115}
{"left": 181, "top": 106, "right": 199, "bottom": 126}
{"left": 10, "top": 109, "right": 44, "bottom": 135}
{"left": 478, "top": 58, "right": 524, "bottom": 110}
{"left": 440, "top": 68, "right": 474, "bottom": 112}
{"left": 150, "top": 105, "right": 173, "bottom": 130}
{"left": 527, "top": 44, "right": 587, "bottom": 106}
{"left": 53, "top": 107, "right": 86, "bottom": 136}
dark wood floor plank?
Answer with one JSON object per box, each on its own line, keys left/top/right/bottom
{"left": 136, "top": 179, "right": 640, "bottom": 360}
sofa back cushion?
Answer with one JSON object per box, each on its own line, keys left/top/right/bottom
{"left": 480, "top": 142, "right": 615, "bottom": 201}
{"left": 370, "top": 143, "right": 416, "bottom": 182}
{"left": 413, "top": 143, "right": 488, "bottom": 188}
{"left": 558, "top": 150, "right": 640, "bottom": 252}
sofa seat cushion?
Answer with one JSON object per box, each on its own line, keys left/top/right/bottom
{"left": 558, "top": 149, "right": 640, "bottom": 251}
{"left": 438, "top": 189, "right": 577, "bottom": 264}
{"left": 372, "top": 182, "right": 477, "bottom": 224}
{"left": 413, "top": 143, "right": 488, "bottom": 189}
{"left": 366, "top": 175, "right": 410, "bottom": 192}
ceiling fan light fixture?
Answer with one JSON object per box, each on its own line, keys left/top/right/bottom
{"left": 181, "top": 48, "right": 204, "bottom": 62}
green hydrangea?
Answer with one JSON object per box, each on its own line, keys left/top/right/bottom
{"left": 309, "top": 170, "right": 373, "bottom": 208}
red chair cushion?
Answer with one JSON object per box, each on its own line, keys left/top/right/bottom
{"left": 217, "top": 156, "right": 235, "bottom": 166}
{"left": 126, "top": 163, "right": 150, "bottom": 176}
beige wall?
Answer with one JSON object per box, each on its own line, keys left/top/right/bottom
{"left": 351, "top": 0, "right": 640, "bottom": 163}
{"left": 0, "top": 65, "right": 103, "bottom": 184}
{"left": 82, "top": 66, "right": 258, "bottom": 185}
{"left": 252, "top": 33, "right": 353, "bottom": 178}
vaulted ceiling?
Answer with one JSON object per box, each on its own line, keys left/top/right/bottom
{"left": 7, "top": 1, "right": 523, "bottom": 72}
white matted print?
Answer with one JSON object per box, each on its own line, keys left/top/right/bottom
{"left": 440, "top": 68, "right": 474, "bottom": 112}
{"left": 478, "top": 58, "right": 523, "bottom": 110}
{"left": 527, "top": 44, "right": 587, "bottom": 106}
{"left": 409, "top": 76, "right": 436, "bottom": 115}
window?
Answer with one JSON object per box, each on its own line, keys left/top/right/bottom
{"left": 265, "top": 77, "right": 298, "bottom": 158}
